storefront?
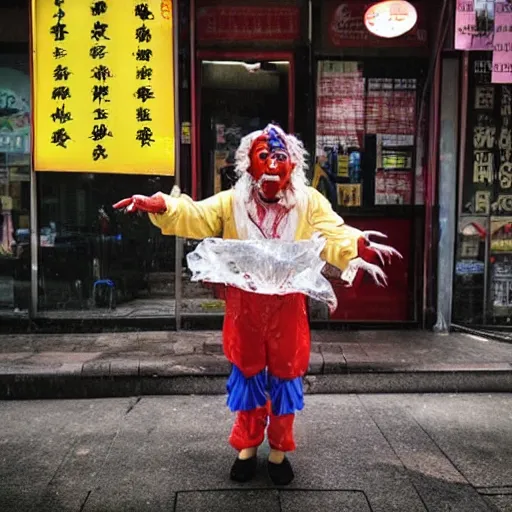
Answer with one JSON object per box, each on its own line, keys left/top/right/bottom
{"left": 0, "top": 0, "right": 444, "bottom": 331}
{"left": 454, "top": 52, "right": 512, "bottom": 326}
{"left": 185, "top": 0, "right": 437, "bottom": 326}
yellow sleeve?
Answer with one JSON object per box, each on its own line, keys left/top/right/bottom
{"left": 307, "top": 187, "right": 363, "bottom": 271}
{"left": 148, "top": 190, "right": 229, "bottom": 239}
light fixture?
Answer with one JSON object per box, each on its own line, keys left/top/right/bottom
{"left": 364, "top": 0, "right": 418, "bottom": 39}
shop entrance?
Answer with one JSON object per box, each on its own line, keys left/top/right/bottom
{"left": 195, "top": 52, "right": 293, "bottom": 198}
{"left": 181, "top": 52, "right": 294, "bottom": 316}
{"left": 312, "top": 57, "right": 429, "bottom": 324}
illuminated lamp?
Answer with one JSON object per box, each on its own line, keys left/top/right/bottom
{"left": 364, "top": 0, "right": 418, "bottom": 39}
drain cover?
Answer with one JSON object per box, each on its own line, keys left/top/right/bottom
{"left": 175, "top": 490, "right": 370, "bottom": 512}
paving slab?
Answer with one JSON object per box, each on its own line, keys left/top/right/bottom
{"left": 360, "top": 395, "right": 491, "bottom": 511}
{"left": 393, "top": 394, "right": 512, "bottom": 489}
{"left": 484, "top": 495, "right": 512, "bottom": 511}
{"left": 0, "top": 398, "right": 132, "bottom": 512}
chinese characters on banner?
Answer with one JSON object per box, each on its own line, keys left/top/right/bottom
{"left": 31, "top": 0, "right": 175, "bottom": 175}
{"left": 454, "top": 0, "right": 494, "bottom": 50}
{"left": 492, "top": 2, "right": 512, "bottom": 83}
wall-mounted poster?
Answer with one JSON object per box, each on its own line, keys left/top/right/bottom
{"left": 375, "top": 171, "right": 412, "bottom": 205}
{"left": 337, "top": 183, "right": 361, "bottom": 207}
{"left": 492, "top": 2, "right": 512, "bottom": 84}
{"left": 366, "top": 78, "right": 417, "bottom": 135}
{"left": 455, "top": 0, "right": 494, "bottom": 51}
{"left": 316, "top": 60, "right": 365, "bottom": 153}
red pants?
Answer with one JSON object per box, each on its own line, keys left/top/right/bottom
{"left": 229, "top": 402, "right": 296, "bottom": 452}
{"left": 223, "top": 287, "right": 310, "bottom": 452}
{"left": 223, "top": 287, "right": 310, "bottom": 379}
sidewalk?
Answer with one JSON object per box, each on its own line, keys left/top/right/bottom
{"left": 1, "top": 330, "right": 512, "bottom": 398}
{"left": 1, "top": 394, "right": 511, "bottom": 511}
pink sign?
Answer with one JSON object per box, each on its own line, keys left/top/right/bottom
{"left": 455, "top": 0, "right": 494, "bottom": 51}
{"left": 492, "top": 2, "right": 512, "bottom": 83}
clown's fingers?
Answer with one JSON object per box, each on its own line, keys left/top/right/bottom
{"left": 347, "top": 258, "right": 388, "bottom": 287}
{"left": 361, "top": 261, "right": 388, "bottom": 287}
{"left": 126, "top": 202, "right": 138, "bottom": 213}
{"left": 370, "top": 242, "right": 403, "bottom": 264}
{"left": 363, "top": 230, "right": 388, "bottom": 241}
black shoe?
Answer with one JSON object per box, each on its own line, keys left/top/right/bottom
{"left": 230, "top": 456, "right": 258, "bottom": 483}
{"left": 267, "top": 457, "right": 294, "bottom": 486}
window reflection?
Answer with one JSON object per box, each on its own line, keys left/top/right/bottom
{"left": 0, "top": 59, "right": 31, "bottom": 315}
{"left": 37, "top": 172, "right": 176, "bottom": 318}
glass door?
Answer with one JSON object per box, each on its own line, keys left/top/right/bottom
{"left": 182, "top": 55, "right": 292, "bottom": 318}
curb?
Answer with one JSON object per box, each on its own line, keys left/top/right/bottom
{"left": 2, "top": 365, "right": 512, "bottom": 399}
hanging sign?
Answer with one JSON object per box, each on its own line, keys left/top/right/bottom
{"left": 363, "top": 0, "right": 417, "bottom": 39}
{"left": 196, "top": 5, "right": 300, "bottom": 42}
{"left": 31, "top": 0, "right": 175, "bottom": 175}
{"left": 324, "top": 1, "right": 427, "bottom": 49}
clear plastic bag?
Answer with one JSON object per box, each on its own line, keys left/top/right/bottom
{"left": 186, "top": 235, "right": 338, "bottom": 312}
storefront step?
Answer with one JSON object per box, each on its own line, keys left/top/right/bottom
{"left": 2, "top": 330, "right": 512, "bottom": 399}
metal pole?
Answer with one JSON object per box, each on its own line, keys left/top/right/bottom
{"left": 29, "top": 167, "right": 38, "bottom": 317}
{"left": 173, "top": 0, "right": 182, "bottom": 330}
{"left": 434, "top": 58, "right": 459, "bottom": 333}
{"left": 29, "top": 0, "right": 38, "bottom": 318}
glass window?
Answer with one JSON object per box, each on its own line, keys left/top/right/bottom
{"left": 36, "top": 172, "right": 176, "bottom": 319}
{"left": 456, "top": 52, "right": 512, "bottom": 325}
{"left": 0, "top": 54, "right": 31, "bottom": 316}
{"left": 313, "top": 59, "right": 426, "bottom": 209}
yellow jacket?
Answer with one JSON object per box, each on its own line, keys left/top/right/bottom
{"left": 149, "top": 186, "right": 362, "bottom": 271}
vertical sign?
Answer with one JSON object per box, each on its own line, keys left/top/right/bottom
{"left": 492, "top": 1, "right": 512, "bottom": 84}
{"left": 31, "top": 0, "right": 175, "bottom": 175}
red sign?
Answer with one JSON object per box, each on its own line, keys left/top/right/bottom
{"left": 325, "top": 1, "right": 427, "bottom": 48}
{"left": 196, "top": 6, "right": 301, "bottom": 42}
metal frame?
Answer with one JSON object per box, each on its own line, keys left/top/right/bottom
{"left": 28, "top": 0, "right": 38, "bottom": 317}
{"left": 174, "top": 0, "right": 183, "bottom": 330}
{"left": 26, "top": 0, "right": 184, "bottom": 324}
{"left": 193, "top": 49, "right": 296, "bottom": 200}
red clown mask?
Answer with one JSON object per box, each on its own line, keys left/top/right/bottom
{"left": 249, "top": 127, "right": 295, "bottom": 200}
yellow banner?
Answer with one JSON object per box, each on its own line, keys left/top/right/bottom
{"left": 31, "top": 0, "right": 175, "bottom": 175}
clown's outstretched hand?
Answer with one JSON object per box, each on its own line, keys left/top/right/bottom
{"left": 113, "top": 193, "right": 167, "bottom": 214}
{"left": 344, "top": 231, "right": 402, "bottom": 287}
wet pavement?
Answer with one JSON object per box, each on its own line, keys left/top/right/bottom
{"left": 1, "top": 394, "right": 511, "bottom": 511}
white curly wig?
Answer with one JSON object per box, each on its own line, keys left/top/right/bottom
{"left": 233, "top": 124, "right": 309, "bottom": 208}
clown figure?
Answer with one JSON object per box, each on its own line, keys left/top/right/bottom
{"left": 114, "top": 124, "right": 400, "bottom": 485}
